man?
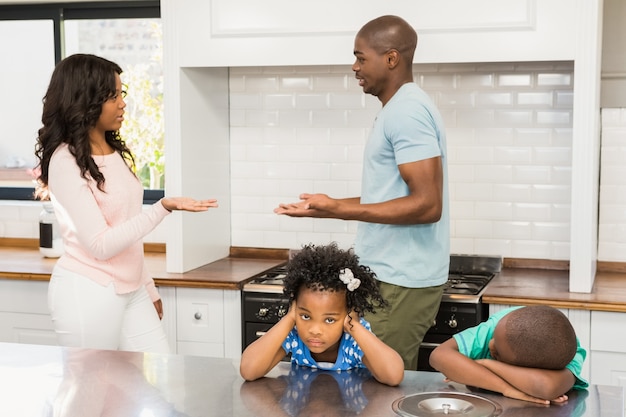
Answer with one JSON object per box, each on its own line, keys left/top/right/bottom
{"left": 274, "top": 15, "right": 449, "bottom": 370}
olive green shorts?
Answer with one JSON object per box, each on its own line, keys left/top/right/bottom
{"left": 364, "top": 281, "right": 444, "bottom": 370}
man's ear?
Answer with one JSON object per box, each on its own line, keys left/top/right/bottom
{"left": 385, "top": 49, "right": 400, "bottom": 69}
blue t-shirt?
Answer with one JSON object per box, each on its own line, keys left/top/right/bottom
{"left": 282, "top": 317, "right": 371, "bottom": 370}
{"left": 355, "top": 82, "right": 450, "bottom": 287}
{"left": 453, "top": 307, "right": 589, "bottom": 390}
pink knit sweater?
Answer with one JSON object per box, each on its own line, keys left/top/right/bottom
{"left": 48, "top": 144, "right": 169, "bottom": 301}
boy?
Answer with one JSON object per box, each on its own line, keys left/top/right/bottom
{"left": 429, "top": 305, "right": 588, "bottom": 405}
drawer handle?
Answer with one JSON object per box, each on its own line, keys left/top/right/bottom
{"left": 255, "top": 331, "right": 267, "bottom": 337}
{"left": 194, "top": 312, "right": 202, "bottom": 320}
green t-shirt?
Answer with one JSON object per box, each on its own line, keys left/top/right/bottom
{"left": 453, "top": 306, "right": 589, "bottom": 390}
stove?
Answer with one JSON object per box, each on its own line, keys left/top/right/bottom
{"left": 241, "top": 254, "right": 502, "bottom": 371}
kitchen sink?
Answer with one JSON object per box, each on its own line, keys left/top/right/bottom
{"left": 392, "top": 392, "right": 503, "bottom": 417}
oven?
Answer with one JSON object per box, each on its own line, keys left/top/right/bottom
{"left": 241, "top": 254, "right": 502, "bottom": 371}
{"left": 241, "top": 264, "right": 289, "bottom": 350}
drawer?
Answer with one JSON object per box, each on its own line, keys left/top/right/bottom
{"left": 0, "top": 280, "right": 49, "bottom": 314}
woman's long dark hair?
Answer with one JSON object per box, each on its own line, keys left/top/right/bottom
{"left": 34, "top": 54, "right": 135, "bottom": 199}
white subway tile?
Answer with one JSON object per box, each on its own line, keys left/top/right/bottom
{"left": 280, "top": 76, "right": 313, "bottom": 91}
{"left": 313, "top": 74, "right": 350, "bottom": 91}
{"left": 475, "top": 239, "right": 512, "bottom": 257}
{"left": 536, "top": 110, "right": 571, "bottom": 125}
{"left": 230, "top": 93, "right": 262, "bottom": 109}
{"left": 474, "top": 202, "right": 513, "bottom": 220}
{"left": 476, "top": 92, "right": 513, "bottom": 107}
{"left": 517, "top": 92, "right": 554, "bottom": 107}
{"left": 495, "top": 110, "right": 533, "bottom": 126}
{"left": 493, "top": 184, "right": 533, "bottom": 203}
{"left": 532, "top": 222, "right": 570, "bottom": 241}
{"left": 457, "top": 73, "right": 495, "bottom": 89}
{"left": 474, "top": 165, "right": 513, "bottom": 183}
{"left": 295, "top": 93, "right": 328, "bottom": 109}
{"left": 455, "top": 219, "right": 493, "bottom": 238}
{"left": 511, "top": 240, "right": 553, "bottom": 259}
{"left": 311, "top": 109, "right": 348, "bottom": 127}
{"left": 493, "top": 221, "right": 531, "bottom": 239}
{"left": 277, "top": 109, "right": 312, "bottom": 127}
{"left": 245, "top": 109, "right": 279, "bottom": 127}
{"left": 497, "top": 74, "right": 532, "bottom": 87}
{"left": 265, "top": 93, "right": 296, "bottom": 109}
{"left": 513, "top": 203, "right": 552, "bottom": 221}
{"left": 533, "top": 147, "right": 571, "bottom": 165}
{"left": 494, "top": 147, "right": 532, "bottom": 164}
{"left": 513, "top": 165, "right": 552, "bottom": 184}
{"left": 456, "top": 110, "right": 495, "bottom": 127}
{"left": 537, "top": 73, "right": 572, "bottom": 87}
{"left": 245, "top": 75, "right": 280, "bottom": 91}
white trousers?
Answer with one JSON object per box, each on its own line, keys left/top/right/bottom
{"left": 48, "top": 266, "right": 170, "bottom": 353}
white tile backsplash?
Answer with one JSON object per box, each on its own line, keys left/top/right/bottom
{"left": 231, "top": 62, "right": 577, "bottom": 258}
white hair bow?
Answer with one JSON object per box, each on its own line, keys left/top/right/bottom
{"left": 339, "top": 268, "right": 361, "bottom": 292}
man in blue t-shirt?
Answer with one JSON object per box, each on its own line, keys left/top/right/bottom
{"left": 275, "top": 15, "right": 450, "bottom": 370}
{"left": 430, "top": 305, "right": 588, "bottom": 405}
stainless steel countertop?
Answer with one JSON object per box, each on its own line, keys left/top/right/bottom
{"left": 0, "top": 342, "right": 622, "bottom": 417}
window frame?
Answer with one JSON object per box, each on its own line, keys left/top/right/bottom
{"left": 0, "top": 1, "right": 163, "bottom": 204}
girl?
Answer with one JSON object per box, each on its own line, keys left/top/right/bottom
{"left": 240, "top": 243, "right": 404, "bottom": 386}
{"left": 35, "top": 54, "right": 218, "bottom": 352}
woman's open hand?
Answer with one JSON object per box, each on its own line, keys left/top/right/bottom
{"left": 161, "top": 197, "right": 218, "bottom": 212}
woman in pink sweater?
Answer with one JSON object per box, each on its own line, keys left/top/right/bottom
{"left": 34, "top": 54, "right": 218, "bottom": 353}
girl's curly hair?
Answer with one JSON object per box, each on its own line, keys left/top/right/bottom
{"left": 283, "top": 242, "right": 388, "bottom": 317}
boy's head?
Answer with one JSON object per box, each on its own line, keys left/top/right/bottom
{"left": 489, "top": 305, "right": 577, "bottom": 370}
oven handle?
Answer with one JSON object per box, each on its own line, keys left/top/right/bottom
{"left": 420, "top": 342, "right": 441, "bottom": 348}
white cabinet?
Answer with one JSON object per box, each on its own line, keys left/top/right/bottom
{"left": 0, "top": 279, "right": 56, "bottom": 346}
{"left": 0, "top": 279, "right": 243, "bottom": 360}
{"left": 164, "top": 0, "right": 579, "bottom": 67}
{"left": 172, "top": 287, "right": 242, "bottom": 359}
{"left": 590, "top": 311, "right": 626, "bottom": 388}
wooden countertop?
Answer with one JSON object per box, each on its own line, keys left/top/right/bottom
{"left": 483, "top": 267, "right": 626, "bottom": 313}
{"left": 0, "top": 244, "right": 287, "bottom": 290}
{"left": 2, "top": 241, "right": 626, "bottom": 311}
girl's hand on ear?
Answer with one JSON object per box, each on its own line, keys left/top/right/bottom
{"left": 288, "top": 300, "right": 298, "bottom": 322}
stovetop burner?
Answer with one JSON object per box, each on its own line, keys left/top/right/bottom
{"left": 444, "top": 273, "right": 495, "bottom": 295}
{"left": 244, "top": 255, "right": 501, "bottom": 301}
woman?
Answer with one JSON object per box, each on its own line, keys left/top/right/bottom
{"left": 35, "top": 53, "right": 218, "bottom": 353}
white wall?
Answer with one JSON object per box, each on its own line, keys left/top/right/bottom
{"left": 598, "top": 109, "right": 626, "bottom": 261}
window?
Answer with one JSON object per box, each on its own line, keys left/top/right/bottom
{"left": 0, "top": 2, "right": 163, "bottom": 203}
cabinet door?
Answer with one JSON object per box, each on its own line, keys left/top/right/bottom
{"left": 177, "top": 288, "right": 224, "bottom": 344}
{"left": 166, "top": 0, "right": 578, "bottom": 67}
{"left": 0, "top": 279, "right": 56, "bottom": 345}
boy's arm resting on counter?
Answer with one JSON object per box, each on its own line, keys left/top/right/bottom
{"left": 429, "top": 338, "right": 559, "bottom": 405}
{"left": 477, "top": 358, "right": 575, "bottom": 401}
{"left": 239, "top": 308, "right": 296, "bottom": 381}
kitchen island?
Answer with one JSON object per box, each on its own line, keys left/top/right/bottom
{"left": 1, "top": 341, "right": 622, "bottom": 417}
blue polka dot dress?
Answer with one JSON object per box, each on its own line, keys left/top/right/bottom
{"left": 282, "top": 317, "right": 371, "bottom": 370}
